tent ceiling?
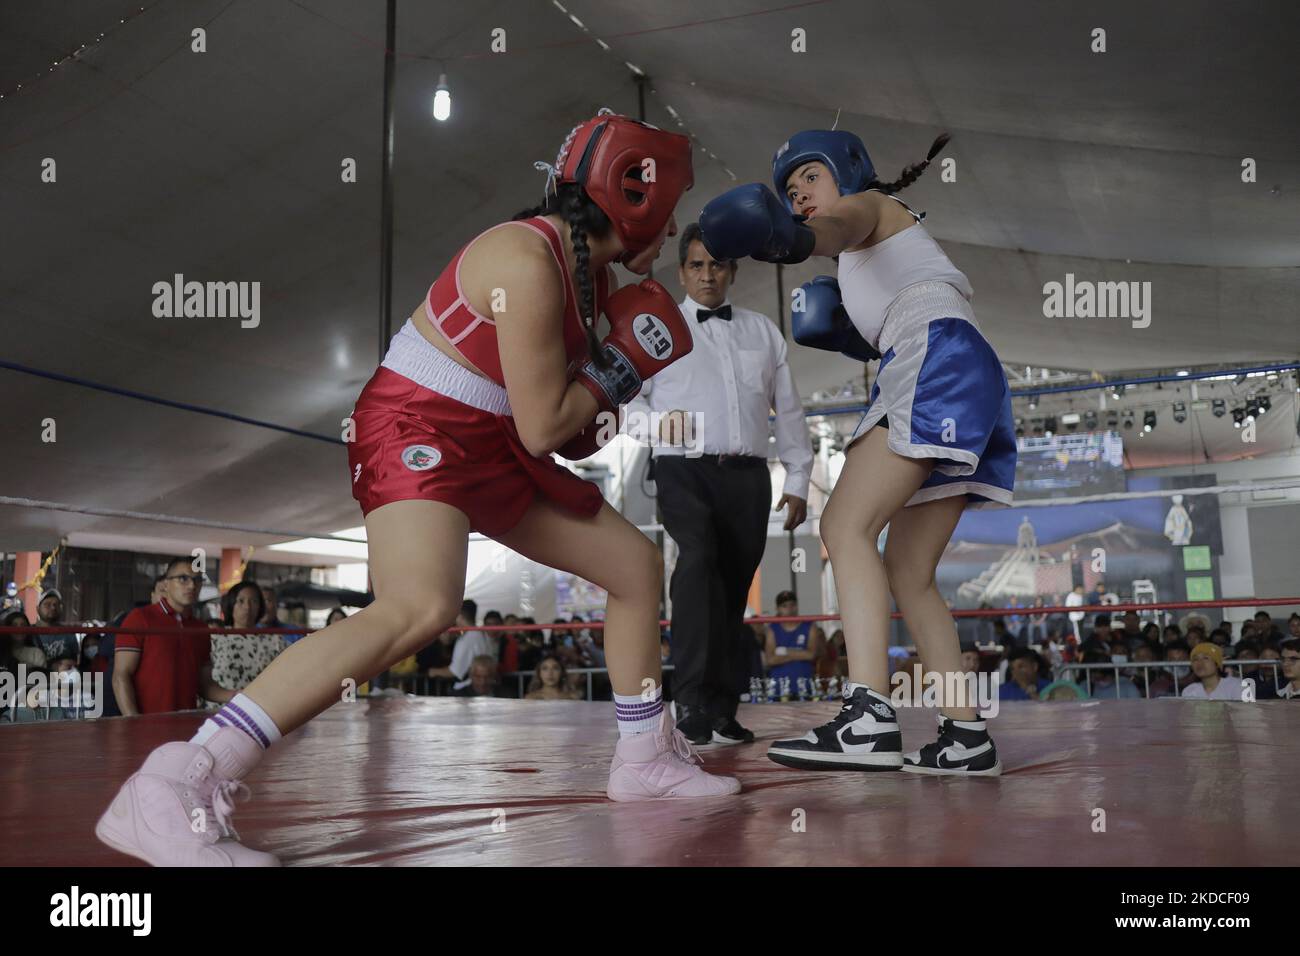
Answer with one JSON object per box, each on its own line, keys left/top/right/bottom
{"left": 2, "top": 0, "right": 1297, "bottom": 552}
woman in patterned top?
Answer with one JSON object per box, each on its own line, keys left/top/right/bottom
{"left": 210, "top": 581, "right": 286, "bottom": 692}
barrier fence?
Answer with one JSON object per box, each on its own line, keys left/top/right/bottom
{"left": 1054, "top": 660, "right": 1287, "bottom": 699}
{"left": 3, "top": 596, "right": 1295, "bottom": 717}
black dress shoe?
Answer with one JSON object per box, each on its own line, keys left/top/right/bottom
{"left": 673, "top": 703, "right": 713, "bottom": 746}
{"left": 711, "top": 716, "right": 755, "bottom": 745}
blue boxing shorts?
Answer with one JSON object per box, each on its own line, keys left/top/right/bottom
{"left": 848, "top": 282, "right": 1016, "bottom": 509}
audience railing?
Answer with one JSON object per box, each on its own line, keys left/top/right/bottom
{"left": 1052, "top": 659, "right": 1286, "bottom": 699}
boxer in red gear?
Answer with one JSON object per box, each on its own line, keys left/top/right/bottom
{"left": 94, "top": 111, "right": 738, "bottom": 870}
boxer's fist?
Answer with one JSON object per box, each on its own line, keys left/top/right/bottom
{"left": 792, "top": 276, "right": 881, "bottom": 362}
{"left": 574, "top": 280, "right": 692, "bottom": 413}
{"left": 700, "top": 183, "right": 816, "bottom": 264}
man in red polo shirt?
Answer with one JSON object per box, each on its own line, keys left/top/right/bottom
{"left": 114, "top": 557, "right": 233, "bottom": 715}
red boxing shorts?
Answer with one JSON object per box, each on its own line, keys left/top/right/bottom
{"left": 348, "top": 325, "right": 604, "bottom": 537}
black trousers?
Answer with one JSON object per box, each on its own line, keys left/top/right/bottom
{"left": 656, "top": 455, "right": 770, "bottom": 723}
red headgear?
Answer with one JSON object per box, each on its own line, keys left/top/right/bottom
{"left": 548, "top": 109, "right": 693, "bottom": 261}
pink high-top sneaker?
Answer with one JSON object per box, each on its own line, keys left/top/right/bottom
{"left": 95, "top": 726, "right": 279, "bottom": 867}
{"left": 607, "top": 710, "right": 742, "bottom": 801}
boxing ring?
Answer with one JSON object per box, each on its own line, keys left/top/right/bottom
{"left": 2, "top": 655, "right": 1295, "bottom": 867}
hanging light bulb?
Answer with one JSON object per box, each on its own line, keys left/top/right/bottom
{"left": 433, "top": 73, "right": 451, "bottom": 121}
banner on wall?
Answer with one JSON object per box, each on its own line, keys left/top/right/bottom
{"left": 1014, "top": 431, "right": 1126, "bottom": 501}
{"left": 937, "top": 471, "right": 1223, "bottom": 612}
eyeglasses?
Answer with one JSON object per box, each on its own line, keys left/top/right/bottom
{"left": 165, "top": 574, "right": 205, "bottom": 585}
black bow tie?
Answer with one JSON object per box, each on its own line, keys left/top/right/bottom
{"left": 696, "top": 305, "right": 732, "bottom": 322}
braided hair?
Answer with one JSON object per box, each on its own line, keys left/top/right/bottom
{"left": 513, "top": 183, "right": 613, "bottom": 368}
{"left": 867, "top": 132, "right": 950, "bottom": 195}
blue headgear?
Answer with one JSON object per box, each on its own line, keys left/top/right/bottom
{"left": 772, "top": 130, "right": 876, "bottom": 211}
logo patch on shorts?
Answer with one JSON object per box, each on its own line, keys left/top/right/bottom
{"left": 401, "top": 444, "right": 441, "bottom": 471}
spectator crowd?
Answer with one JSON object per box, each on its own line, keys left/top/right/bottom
{"left": 4, "top": 561, "right": 1299, "bottom": 722}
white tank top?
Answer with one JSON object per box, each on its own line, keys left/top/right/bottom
{"left": 836, "top": 192, "right": 973, "bottom": 349}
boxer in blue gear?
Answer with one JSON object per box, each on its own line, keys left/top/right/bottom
{"left": 724, "top": 127, "right": 1018, "bottom": 777}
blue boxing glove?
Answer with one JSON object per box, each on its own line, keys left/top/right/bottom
{"left": 700, "top": 183, "right": 816, "bottom": 265}
{"left": 791, "top": 276, "right": 881, "bottom": 362}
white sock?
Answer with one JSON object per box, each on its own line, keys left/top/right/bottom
{"left": 190, "top": 693, "right": 283, "bottom": 749}
{"left": 844, "top": 681, "right": 891, "bottom": 706}
{"left": 614, "top": 685, "right": 664, "bottom": 738}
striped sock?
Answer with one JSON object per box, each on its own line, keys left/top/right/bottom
{"left": 614, "top": 685, "right": 664, "bottom": 739}
{"left": 190, "top": 693, "right": 283, "bottom": 750}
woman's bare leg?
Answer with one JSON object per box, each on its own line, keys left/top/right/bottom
{"left": 820, "top": 426, "right": 932, "bottom": 692}
{"left": 496, "top": 497, "right": 739, "bottom": 798}
{"left": 242, "top": 499, "right": 469, "bottom": 732}
{"left": 495, "top": 498, "right": 661, "bottom": 697}
{"left": 883, "top": 495, "right": 977, "bottom": 720}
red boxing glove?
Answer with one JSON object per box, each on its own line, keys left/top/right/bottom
{"left": 574, "top": 279, "right": 693, "bottom": 413}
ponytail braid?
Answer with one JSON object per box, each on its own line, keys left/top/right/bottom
{"left": 513, "top": 183, "right": 612, "bottom": 368}
{"left": 868, "top": 132, "right": 950, "bottom": 195}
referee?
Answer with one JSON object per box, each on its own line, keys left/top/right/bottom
{"left": 626, "top": 223, "right": 812, "bottom": 745}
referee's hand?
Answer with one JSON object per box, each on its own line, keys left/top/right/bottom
{"left": 777, "top": 494, "right": 807, "bottom": 531}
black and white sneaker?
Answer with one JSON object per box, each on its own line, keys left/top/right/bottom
{"left": 710, "top": 717, "right": 755, "bottom": 746}
{"left": 902, "top": 715, "right": 1002, "bottom": 776}
{"left": 767, "top": 684, "right": 903, "bottom": 771}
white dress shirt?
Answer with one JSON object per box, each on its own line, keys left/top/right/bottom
{"left": 624, "top": 294, "right": 812, "bottom": 500}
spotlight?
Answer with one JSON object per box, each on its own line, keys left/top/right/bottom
{"left": 1044, "top": 416, "right": 1058, "bottom": 437}
{"left": 1247, "top": 397, "right": 1261, "bottom": 418}
{"left": 1232, "top": 407, "right": 1244, "bottom": 428}
{"left": 1172, "top": 402, "right": 1187, "bottom": 424}
{"left": 1105, "top": 411, "right": 1119, "bottom": 430}
{"left": 1111, "top": 385, "right": 1122, "bottom": 400}
{"left": 1143, "top": 410, "right": 1157, "bottom": 432}
{"left": 1084, "top": 411, "right": 1099, "bottom": 430}
{"left": 1123, "top": 410, "right": 1135, "bottom": 430}
{"left": 1259, "top": 395, "right": 1271, "bottom": 415}
{"left": 1212, "top": 399, "right": 1226, "bottom": 418}
{"left": 1027, "top": 396, "right": 1038, "bottom": 410}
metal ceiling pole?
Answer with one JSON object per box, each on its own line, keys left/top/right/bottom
{"left": 634, "top": 72, "right": 670, "bottom": 623}
{"left": 774, "top": 263, "right": 798, "bottom": 598}
{"left": 635, "top": 74, "right": 651, "bottom": 282}
{"left": 378, "top": 0, "right": 397, "bottom": 362}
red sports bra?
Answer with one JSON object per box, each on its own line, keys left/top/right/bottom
{"left": 421, "top": 216, "right": 609, "bottom": 388}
